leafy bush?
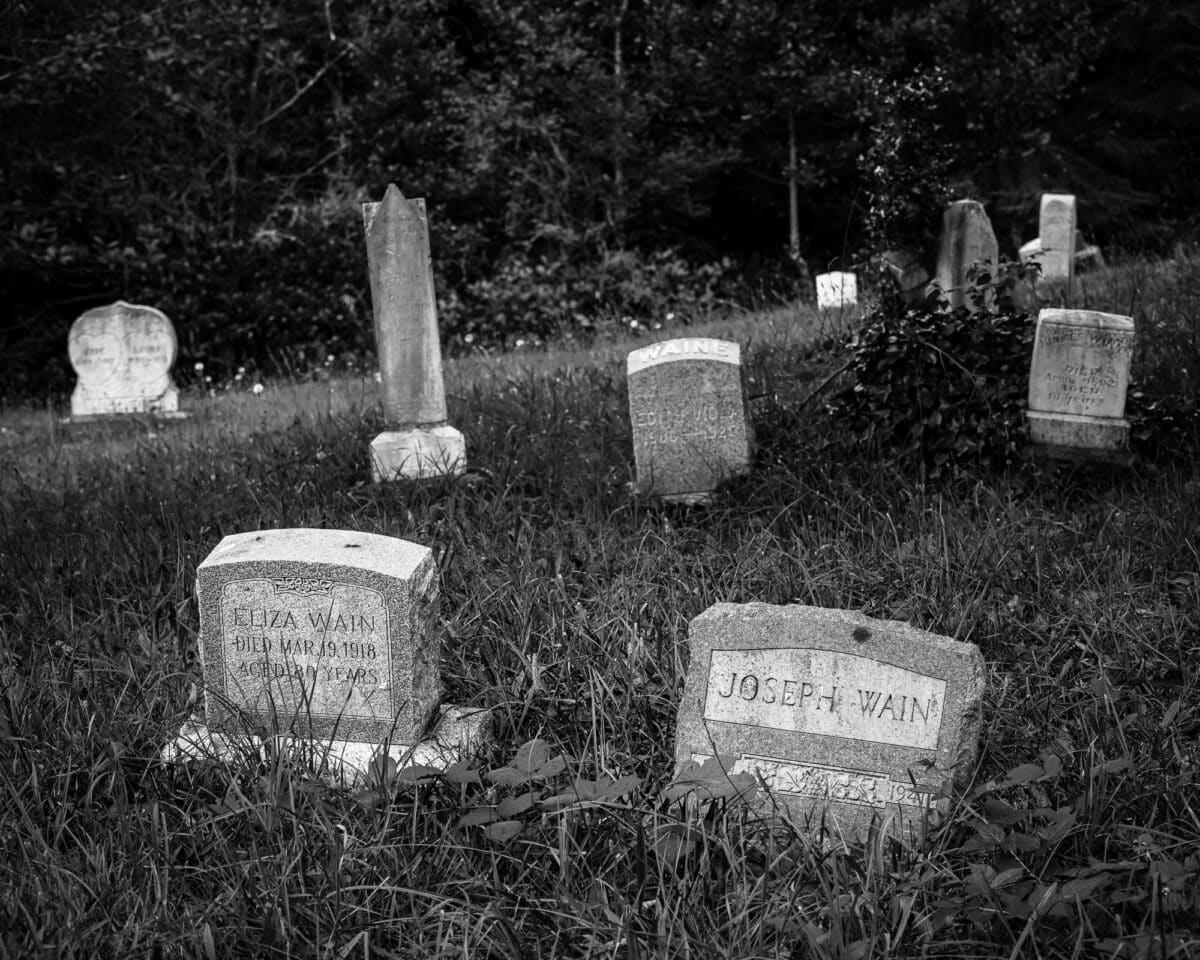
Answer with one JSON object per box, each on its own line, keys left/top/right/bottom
{"left": 825, "top": 264, "right": 1035, "bottom": 479}
{"left": 445, "top": 248, "right": 747, "bottom": 347}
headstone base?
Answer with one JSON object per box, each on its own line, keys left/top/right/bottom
{"left": 681, "top": 752, "right": 939, "bottom": 844}
{"left": 1027, "top": 411, "right": 1129, "bottom": 454}
{"left": 162, "top": 704, "right": 490, "bottom": 782}
{"left": 371, "top": 425, "right": 466, "bottom": 480}
{"left": 71, "top": 385, "right": 181, "bottom": 418}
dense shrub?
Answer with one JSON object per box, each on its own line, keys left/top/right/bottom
{"left": 825, "top": 265, "right": 1036, "bottom": 479}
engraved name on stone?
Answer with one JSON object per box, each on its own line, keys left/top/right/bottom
{"left": 626, "top": 337, "right": 738, "bottom": 375}
{"left": 219, "top": 577, "right": 392, "bottom": 720}
{"left": 702, "top": 648, "right": 946, "bottom": 750}
{"left": 1035, "top": 320, "right": 1134, "bottom": 418}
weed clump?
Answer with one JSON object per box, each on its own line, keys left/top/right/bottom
{"left": 825, "top": 264, "right": 1036, "bottom": 479}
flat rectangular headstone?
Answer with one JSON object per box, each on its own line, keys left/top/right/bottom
{"left": 674, "top": 603, "right": 986, "bottom": 842}
{"left": 934, "top": 199, "right": 998, "bottom": 310}
{"left": 1039, "top": 194, "right": 1077, "bottom": 284}
{"left": 626, "top": 338, "right": 754, "bottom": 503}
{"left": 1027, "top": 308, "right": 1135, "bottom": 457}
{"left": 195, "top": 528, "right": 441, "bottom": 744}
{"left": 68, "top": 301, "right": 180, "bottom": 417}
{"left": 815, "top": 272, "right": 858, "bottom": 309}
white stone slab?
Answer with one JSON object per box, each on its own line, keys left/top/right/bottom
{"left": 370, "top": 425, "right": 466, "bottom": 481}
{"left": 1039, "top": 194, "right": 1077, "bottom": 282}
{"left": 815, "top": 272, "right": 858, "bottom": 309}
{"left": 163, "top": 704, "right": 492, "bottom": 783}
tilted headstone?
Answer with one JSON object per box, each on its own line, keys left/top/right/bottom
{"left": 626, "top": 338, "right": 754, "bottom": 504}
{"left": 934, "top": 200, "right": 999, "bottom": 310}
{"left": 815, "top": 272, "right": 858, "bottom": 310}
{"left": 363, "top": 184, "right": 465, "bottom": 480}
{"left": 164, "top": 528, "right": 487, "bottom": 776}
{"left": 1027, "top": 308, "right": 1135, "bottom": 460}
{"left": 674, "top": 603, "right": 985, "bottom": 842}
{"left": 67, "top": 301, "right": 180, "bottom": 417}
{"left": 1039, "top": 194, "right": 1077, "bottom": 284}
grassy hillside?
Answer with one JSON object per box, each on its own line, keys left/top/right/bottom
{"left": 2, "top": 265, "right": 1199, "bottom": 958}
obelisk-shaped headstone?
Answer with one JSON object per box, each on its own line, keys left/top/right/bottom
{"left": 1039, "top": 194, "right": 1077, "bottom": 286}
{"left": 363, "top": 184, "right": 465, "bottom": 480}
{"left": 934, "top": 199, "right": 999, "bottom": 311}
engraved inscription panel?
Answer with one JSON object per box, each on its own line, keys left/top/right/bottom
{"left": 632, "top": 400, "right": 743, "bottom": 447}
{"left": 1030, "top": 318, "right": 1134, "bottom": 419}
{"left": 703, "top": 648, "right": 946, "bottom": 750}
{"left": 219, "top": 577, "right": 393, "bottom": 722}
{"left": 698, "top": 754, "right": 927, "bottom": 810}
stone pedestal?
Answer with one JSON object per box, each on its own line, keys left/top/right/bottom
{"left": 370, "top": 425, "right": 466, "bottom": 481}
{"left": 163, "top": 704, "right": 491, "bottom": 782}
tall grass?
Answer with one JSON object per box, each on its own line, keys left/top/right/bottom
{"left": 1, "top": 260, "right": 1199, "bottom": 958}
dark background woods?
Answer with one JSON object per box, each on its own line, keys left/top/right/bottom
{"left": 3, "top": 0, "right": 1198, "bottom": 400}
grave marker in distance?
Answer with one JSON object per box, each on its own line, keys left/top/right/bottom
{"left": 674, "top": 602, "right": 986, "bottom": 842}
{"left": 1027, "top": 308, "right": 1135, "bottom": 462}
{"left": 1039, "top": 194, "right": 1077, "bottom": 285}
{"left": 363, "top": 184, "right": 465, "bottom": 480}
{"left": 164, "top": 528, "right": 486, "bottom": 777}
{"left": 934, "top": 199, "right": 999, "bottom": 311}
{"left": 815, "top": 272, "right": 858, "bottom": 310}
{"left": 626, "top": 338, "right": 754, "bottom": 504}
{"left": 67, "top": 300, "right": 182, "bottom": 417}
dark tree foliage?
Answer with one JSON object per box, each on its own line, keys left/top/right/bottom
{"left": 2, "top": 0, "right": 1198, "bottom": 399}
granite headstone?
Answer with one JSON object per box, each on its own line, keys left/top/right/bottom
{"left": 674, "top": 603, "right": 986, "bottom": 841}
{"left": 164, "top": 528, "right": 487, "bottom": 776}
{"left": 626, "top": 338, "right": 754, "bottom": 504}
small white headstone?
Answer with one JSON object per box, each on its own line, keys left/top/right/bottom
{"left": 1018, "top": 238, "right": 1043, "bottom": 265}
{"left": 1027, "top": 308, "right": 1135, "bottom": 460}
{"left": 67, "top": 301, "right": 180, "bottom": 417}
{"left": 1039, "top": 194, "right": 1077, "bottom": 284}
{"left": 815, "top": 272, "right": 858, "bottom": 310}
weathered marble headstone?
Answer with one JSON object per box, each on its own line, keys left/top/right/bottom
{"left": 815, "top": 272, "right": 858, "bottom": 310}
{"left": 363, "top": 184, "right": 465, "bottom": 480}
{"left": 626, "top": 338, "right": 754, "bottom": 504}
{"left": 67, "top": 301, "right": 181, "bottom": 417}
{"left": 1027, "top": 308, "right": 1135, "bottom": 461}
{"left": 674, "top": 603, "right": 986, "bottom": 842}
{"left": 934, "top": 200, "right": 999, "bottom": 310}
{"left": 1039, "top": 194, "right": 1077, "bottom": 285}
{"left": 164, "top": 528, "right": 487, "bottom": 777}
